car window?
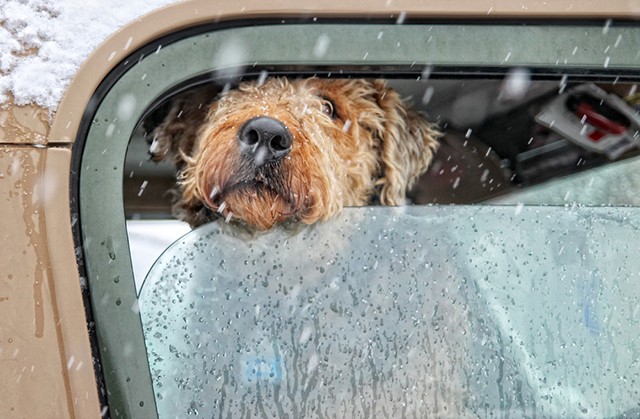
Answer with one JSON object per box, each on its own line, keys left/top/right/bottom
{"left": 73, "top": 20, "right": 640, "bottom": 418}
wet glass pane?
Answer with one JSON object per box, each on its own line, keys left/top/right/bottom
{"left": 139, "top": 206, "right": 640, "bottom": 418}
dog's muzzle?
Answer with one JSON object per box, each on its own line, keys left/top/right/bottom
{"left": 237, "top": 116, "right": 292, "bottom": 166}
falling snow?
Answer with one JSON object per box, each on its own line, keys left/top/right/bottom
{"left": 313, "top": 34, "right": 330, "bottom": 57}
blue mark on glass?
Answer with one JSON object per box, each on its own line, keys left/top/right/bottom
{"left": 244, "top": 357, "right": 281, "bottom": 381}
{"left": 578, "top": 271, "right": 600, "bottom": 335}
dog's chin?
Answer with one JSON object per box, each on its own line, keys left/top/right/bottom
{"left": 212, "top": 183, "right": 295, "bottom": 230}
{"left": 201, "top": 161, "right": 337, "bottom": 229}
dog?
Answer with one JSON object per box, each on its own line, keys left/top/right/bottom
{"left": 148, "top": 77, "right": 440, "bottom": 230}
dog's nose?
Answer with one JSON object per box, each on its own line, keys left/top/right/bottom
{"left": 237, "top": 116, "right": 293, "bottom": 165}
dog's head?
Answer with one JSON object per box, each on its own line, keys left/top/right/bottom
{"left": 151, "top": 78, "right": 440, "bottom": 229}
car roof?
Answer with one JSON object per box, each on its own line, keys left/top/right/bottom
{"left": 49, "top": 0, "right": 640, "bottom": 144}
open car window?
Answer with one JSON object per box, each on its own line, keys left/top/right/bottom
{"left": 73, "top": 20, "right": 640, "bottom": 418}
{"left": 127, "top": 77, "right": 640, "bottom": 212}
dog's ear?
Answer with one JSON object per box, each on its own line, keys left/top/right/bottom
{"left": 371, "top": 80, "right": 440, "bottom": 205}
{"left": 146, "top": 86, "right": 218, "bottom": 166}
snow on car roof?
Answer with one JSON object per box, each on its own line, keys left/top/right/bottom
{"left": 0, "top": 0, "right": 179, "bottom": 111}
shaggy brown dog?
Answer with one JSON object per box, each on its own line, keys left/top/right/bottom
{"left": 149, "top": 78, "right": 440, "bottom": 230}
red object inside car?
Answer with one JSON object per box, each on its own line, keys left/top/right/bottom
{"left": 576, "top": 102, "right": 628, "bottom": 137}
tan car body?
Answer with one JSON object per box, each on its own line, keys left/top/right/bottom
{"left": 2, "top": 0, "right": 640, "bottom": 417}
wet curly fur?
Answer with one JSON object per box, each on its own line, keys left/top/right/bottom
{"left": 149, "top": 78, "right": 440, "bottom": 230}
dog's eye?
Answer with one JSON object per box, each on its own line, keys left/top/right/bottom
{"left": 322, "top": 99, "right": 338, "bottom": 119}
